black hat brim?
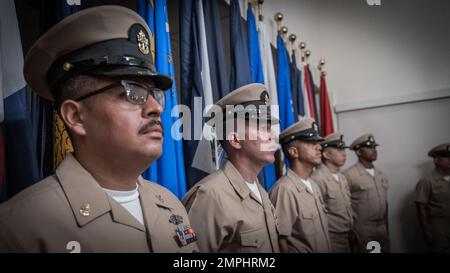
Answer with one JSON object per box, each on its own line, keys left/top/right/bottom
{"left": 88, "top": 66, "right": 173, "bottom": 91}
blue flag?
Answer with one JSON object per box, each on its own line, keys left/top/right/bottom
{"left": 247, "top": 5, "right": 264, "bottom": 84}
{"left": 290, "top": 51, "right": 305, "bottom": 119}
{"left": 138, "top": 0, "right": 187, "bottom": 199}
{"left": 137, "top": 0, "right": 159, "bottom": 183}
{"left": 276, "top": 35, "right": 295, "bottom": 131}
{"left": 203, "top": 0, "right": 230, "bottom": 102}
{"left": 247, "top": 4, "right": 276, "bottom": 190}
{"left": 230, "top": 0, "right": 251, "bottom": 90}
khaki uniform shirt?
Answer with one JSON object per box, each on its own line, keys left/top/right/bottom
{"left": 344, "top": 162, "right": 390, "bottom": 252}
{"left": 182, "top": 160, "right": 279, "bottom": 253}
{"left": 416, "top": 170, "right": 450, "bottom": 220}
{"left": 0, "top": 154, "right": 198, "bottom": 253}
{"left": 416, "top": 170, "right": 450, "bottom": 252}
{"left": 344, "top": 162, "right": 389, "bottom": 225}
{"left": 269, "top": 169, "right": 331, "bottom": 253}
{"left": 312, "top": 164, "right": 353, "bottom": 233}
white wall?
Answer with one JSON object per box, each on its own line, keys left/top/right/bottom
{"left": 259, "top": 0, "right": 450, "bottom": 252}
{"left": 339, "top": 98, "right": 450, "bottom": 252}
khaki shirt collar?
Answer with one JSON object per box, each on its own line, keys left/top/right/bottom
{"left": 222, "top": 159, "right": 260, "bottom": 202}
{"left": 355, "top": 161, "right": 381, "bottom": 178}
{"left": 319, "top": 164, "right": 344, "bottom": 183}
{"left": 56, "top": 153, "right": 172, "bottom": 232}
{"left": 432, "top": 169, "right": 449, "bottom": 183}
{"left": 286, "top": 168, "right": 312, "bottom": 194}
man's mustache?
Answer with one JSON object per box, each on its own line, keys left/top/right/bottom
{"left": 138, "top": 119, "right": 163, "bottom": 135}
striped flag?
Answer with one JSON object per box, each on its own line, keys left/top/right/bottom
{"left": 1, "top": 0, "right": 40, "bottom": 200}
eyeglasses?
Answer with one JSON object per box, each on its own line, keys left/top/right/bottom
{"left": 75, "top": 80, "right": 165, "bottom": 108}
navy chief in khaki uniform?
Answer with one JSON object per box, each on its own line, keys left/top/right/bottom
{"left": 415, "top": 143, "right": 450, "bottom": 252}
{"left": 0, "top": 6, "right": 198, "bottom": 253}
{"left": 182, "top": 83, "right": 280, "bottom": 253}
{"left": 269, "top": 118, "right": 331, "bottom": 253}
{"left": 344, "top": 133, "right": 389, "bottom": 253}
{"left": 311, "top": 132, "right": 353, "bottom": 253}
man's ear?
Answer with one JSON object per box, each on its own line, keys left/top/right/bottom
{"left": 288, "top": 145, "right": 299, "bottom": 159}
{"left": 59, "top": 100, "right": 87, "bottom": 137}
{"left": 227, "top": 131, "right": 242, "bottom": 150}
{"left": 322, "top": 149, "right": 330, "bottom": 161}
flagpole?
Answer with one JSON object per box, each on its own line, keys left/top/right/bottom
{"left": 289, "top": 33, "right": 296, "bottom": 55}
{"left": 299, "top": 42, "right": 306, "bottom": 62}
{"left": 257, "top": 0, "right": 264, "bottom": 21}
{"left": 318, "top": 58, "right": 326, "bottom": 76}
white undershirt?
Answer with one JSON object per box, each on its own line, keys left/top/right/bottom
{"left": 444, "top": 176, "right": 450, "bottom": 182}
{"left": 300, "top": 178, "right": 314, "bottom": 193}
{"left": 103, "top": 184, "right": 144, "bottom": 225}
{"left": 246, "top": 181, "right": 262, "bottom": 203}
{"left": 365, "top": 168, "right": 375, "bottom": 177}
{"left": 332, "top": 173, "right": 340, "bottom": 182}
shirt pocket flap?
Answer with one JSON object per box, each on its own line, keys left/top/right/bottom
{"left": 327, "top": 191, "right": 336, "bottom": 199}
{"left": 240, "top": 227, "right": 265, "bottom": 247}
{"left": 359, "top": 184, "right": 368, "bottom": 191}
{"left": 301, "top": 209, "right": 315, "bottom": 219}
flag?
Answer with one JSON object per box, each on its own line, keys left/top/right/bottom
{"left": 203, "top": 0, "right": 230, "bottom": 102}
{"left": 290, "top": 50, "right": 305, "bottom": 120}
{"left": 257, "top": 17, "right": 278, "bottom": 113}
{"left": 180, "top": 0, "right": 217, "bottom": 189}
{"left": 298, "top": 53, "right": 311, "bottom": 118}
{"left": 308, "top": 65, "right": 320, "bottom": 122}
{"left": 247, "top": 4, "right": 264, "bottom": 84}
{"left": 230, "top": 0, "right": 251, "bottom": 90}
{"left": 246, "top": 4, "right": 276, "bottom": 190}
{"left": 1, "top": 0, "right": 40, "bottom": 200}
{"left": 304, "top": 64, "right": 317, "bottom": 120}
{"left": 276, "top": 35, "right": 295, "bottom": 131}
{"left": 137, "top": 0, "right": 159, "bottom": 183}
{"left": 136, "top": 0, "right": 188, "bottom": 199}
{"left": 319, "top": 74, "right": 335, "bottom": 136}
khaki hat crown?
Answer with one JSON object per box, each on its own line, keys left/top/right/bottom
{"left": 279, "top": 117, "right": 324, "bottom": 145}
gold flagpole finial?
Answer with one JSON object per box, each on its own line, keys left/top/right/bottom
{"left": 280, "top": 26, "right": 288, "bottom": 41}
{"left": 304, "top": 49, "right": 311, "bottom": 63}
{"left": 299, "top": 42, "right": 306, "bottom": 61}
{"left": 299, "top": 42, "right": 306, "bottom": 50}
{"left": 318, "top": 58, "right": 326, "bottom": 76}
{"left": 289, "top": 34, "right": 297, "bottom": 44}
{"left": 274, "top": 12, "right": 283, "bottom": 31}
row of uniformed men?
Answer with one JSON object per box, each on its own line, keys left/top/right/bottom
{"left": 182, "top": 86, "right": 390, "bottom": 253}
{"left": 1, "top": 5, "right": 449, "bottom": 253}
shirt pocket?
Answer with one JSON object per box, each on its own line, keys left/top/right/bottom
{"left": 300, "top": 208, "right": 316, "bottom": 235}
{"left": 431, "top": 183, "right": 448, "bottom": 205}
{"left": 240, "top": 227, "right": 266, "bottom": 249}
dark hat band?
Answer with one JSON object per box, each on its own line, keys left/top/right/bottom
{"left": 280, "top": 128, "right": 323, "bottom": 145}
{"left": 322, "top": 140, "right": 348, "bottom": 149}
{"left": 353, "top": 141, "right": 379, "bottom": 150}
{"left": 429, "top": 150, "right": 450, "bottom": 158}
{"left": 48, "top": 37, "right": 163, "bottom": 93}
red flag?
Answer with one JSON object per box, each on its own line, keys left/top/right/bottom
{"left": 304, "top": 65, "right": 316, "bottom": 118}
{"left": 319, "top": 74, "right": 334, "bottom": 136}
